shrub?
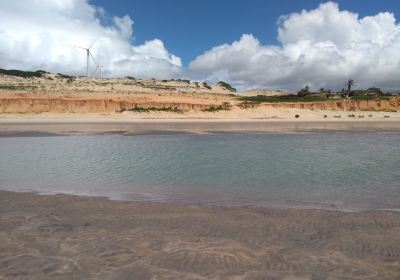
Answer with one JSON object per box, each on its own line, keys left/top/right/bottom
{"left": 237, "top": 95, "right": 327, "bottom": 103}
{"left": 202, "top": 102, "right": 232, "bottom": 112}
{"left": 217, "top": 81, "right": 236, "bottom": 92}
{"left": 120, "top": 106, "right": 183, "bottom": 114}
{"left": 297, "top": 86, "right": 310, "bottom": 97}
{"left": 57, "top": 73, "right": 73, "bottom": 79}
{"left": 177, "top": 79, "right": 190, "bottom": 84}
{"left": 0, "top": 68, "right": 45, "bottom": 78}
{"left": 202, "top": 82, "right": 212, "bottom": 90}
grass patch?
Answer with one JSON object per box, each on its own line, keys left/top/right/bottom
{"left": 349, "top": 96, "right": 392, "bottom": 101}
{"left": 238, "top": 94, "right": 398, "bottom": 104}
{"left": 202, "top": 102, "right": 232, "bottom": 112}
{"left": 120, "top": 106, "right": 184, "bottom": 113}
{"left": 238, "top": 95, "right": 328, "bottom": 103}
{"left": 141, "top": 85, "right": 177, "bottom": 91}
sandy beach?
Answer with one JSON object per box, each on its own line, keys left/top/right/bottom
{"left": 1, "top": 191, "right": 399, "bottom": 279}
{"left": 1, "top": 118, "right": 400, "bottom": 137}
{"left": 1, "top": 77, "right": 400, "bottom": 279}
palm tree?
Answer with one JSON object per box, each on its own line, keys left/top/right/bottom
{"left": 345, "top": 79, "right": 355, "bottom": 97}
{"left": 319, "top": 87, "right": 326, "bottom": 98}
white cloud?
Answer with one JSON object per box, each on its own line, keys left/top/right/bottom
{"left": 0, "top": 0, "right": 181, "bottom": 79}
{"left": 189, "top": 2, "right": 400, "bottom": 91}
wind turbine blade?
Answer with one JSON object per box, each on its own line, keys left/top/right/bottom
{"left": 71, "top": 45, "right": 87, "bottom": 50}
{"left": 89, "top": 51, "right": 98, "bottom": 65}
{"left": 92, "top": 67, "right": 99, "bottom": 77}
{"left": 88, "top": 37, "right": 99, "bottom": 50}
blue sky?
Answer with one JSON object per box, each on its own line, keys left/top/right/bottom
{"left": 1, "top": 1, "right": 400, "bottom": 90}
{"left": 92, "top": 0, "right": 400, "bottom": 66}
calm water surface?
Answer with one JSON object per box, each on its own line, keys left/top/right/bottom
{"left": 1, "top": 132, "right": 399, "bottom": 210}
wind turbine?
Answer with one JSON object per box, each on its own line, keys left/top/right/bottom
{"left": 73, "top": 38, "right": 99, "bottom": 77}
{"left": 94, "top": 64, "right": 104, "bottom": 79}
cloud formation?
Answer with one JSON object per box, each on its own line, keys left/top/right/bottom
{"left": 0, "top": 0, "right": 181, "bottom": 79}
{"left": 190, "top": 2, "right": 400, "bottom": 91}
{"left": 0, "top": 1, "right": 399, "bottom": 90}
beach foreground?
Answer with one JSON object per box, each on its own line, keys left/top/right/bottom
{"left": 1, "top": 119, "right": 400, "bottom": 136}
{"left": 1, "top": 191, "right": 400, "bottom": 279}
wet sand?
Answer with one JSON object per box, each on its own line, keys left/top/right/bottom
{"left": 1, "top": 191, "right": 400, "bottom": 279}
{"left": 1, "top": 119, "right": 400, "bottom": 136}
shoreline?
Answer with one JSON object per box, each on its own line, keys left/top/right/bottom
{"left": 1, "top": 190, "right": 400, "bottom": 279}
{"left": 4, "top": 188, "right": 400, "bottom": 213}
{"left": 1, "top": 118, "right": 400, "bottom": 136}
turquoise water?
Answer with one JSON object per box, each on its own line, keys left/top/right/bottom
{"left": 1, "top": 132, "right": 399, "bottom": 210}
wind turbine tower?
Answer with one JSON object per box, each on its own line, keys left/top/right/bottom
{"left": 73, "top": 38, "right": 99, "bottom": 77}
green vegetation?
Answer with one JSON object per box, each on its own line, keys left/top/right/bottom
{"left": 297, "top": 86, "right": 311, "bottom": 97}
{"left": 140, "top": 85, "right": 177, "bottom": 91}
{"left": 202, "top": 106, "right": 229, "bottom": 112}
{"left": 238, "top": 94, "right": 397, "bottom": 104}
{"left": 217, "top": 81, "right": 236, "bottom": 92}
{"left": 238, "top": 81, "right": 398, "bottom": 104}
{"left": 0, "top": 68, "right": 47, "bottom": 78}
{"left": 238, "top": 95, "right": 328, "bottom": 103}
{"left": 176, "top": 79, "right": 191, "bottom": 84}
{"left": 56, "top": 73, "right": 73, "bottom": 79}
{"left": 202, "top": 102, "right": 232, "bottom": 112}
{"left": 383, "top": 108, "right": 397, "bottom": 112}
{"left": 349, "top": 95, "right": 390, "bottom": 101}
{"left": 120, "top": 106, "right": 184, "bottom": 113}
{"left": 202, "top": 82, "right": 212, "bottom": 90}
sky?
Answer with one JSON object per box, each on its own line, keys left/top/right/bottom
{"left": 0, "top": 0, "right": 399, "bottom": 91}
{"left": 93, "top": 0, "right": 400, "bottom": 65}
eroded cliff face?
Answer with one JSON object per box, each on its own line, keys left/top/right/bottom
{"left": 0, "top": 93, "right": 223, "bottom": 114}
{"left": 0, "top": 98, "right": 215, "bottom": 113}
{"left": 0, "top": 93, "right": 398, "bottom": 114}
{"left": 240, "top": 99, "right": 400, "bottom": 112}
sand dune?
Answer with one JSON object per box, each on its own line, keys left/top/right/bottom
{"left": 1, "top": 72, "right": 399, "bottom": 120}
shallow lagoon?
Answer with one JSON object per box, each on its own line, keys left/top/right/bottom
{"left": 1, "top": 132, "right": 399, "bottom": 210}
